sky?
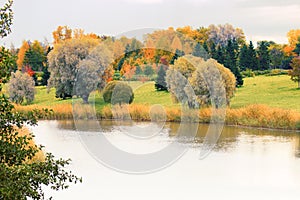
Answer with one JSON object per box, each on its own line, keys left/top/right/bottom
{"left": 1, "top": 0, "right": 300, "bottom": 47}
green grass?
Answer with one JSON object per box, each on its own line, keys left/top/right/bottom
{"left": 231, "top": 75, "right": 300, "bottom": 112}
{"left": 17, "top": 75, "right": 300, "bottom": 113}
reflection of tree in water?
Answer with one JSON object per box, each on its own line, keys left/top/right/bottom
{"left": 166, "top": 122, "right": 300, "bottom": 153}
{"left": 57, "top": 120, "right": 116, "bottom": 132}
{"left": 56, "top": 120, "right": 300, "bottom": 156}
{"left": 166, "top": 122, "right": 239, "bottom": 151}
{"left": 293, "top": 134, "right": 300, "bottom": 158}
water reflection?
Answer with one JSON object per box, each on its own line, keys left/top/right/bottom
{"left": 53, "top": 120, "right": 300, "bottom": 157}
{"left": 33, "top": 120, "right": 300, "bottom": 199}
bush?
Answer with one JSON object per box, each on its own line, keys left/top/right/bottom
{"left": 268, "top": 69, "right": 289, "bottom": 76}
{"left": 8, "top": 71, "right": 35, "bottom": 104}
{"left": 102, "top": 81, "right": 134, "bottom": 105}
{"left": 241, "top": 69, "right": 255, "bottom": 78}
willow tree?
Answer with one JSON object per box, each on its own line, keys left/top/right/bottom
{"left": 47, "top": 37, "right": 100, "bottom": 99}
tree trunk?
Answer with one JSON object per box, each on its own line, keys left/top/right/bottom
{"left": 298, "top": 80, "right": 300, "bottom": 89}
{"left": 82, "top": 94, "right": 89, "bottom": 104}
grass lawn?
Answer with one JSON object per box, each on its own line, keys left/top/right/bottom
{"left": 17, "top": 75, "right": 300, "bottom": 113}
{"left": 231, "top": 75, "right": 300, "bottom": 112}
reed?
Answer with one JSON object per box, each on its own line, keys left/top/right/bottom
{"left": 14, "top": 103, "right": 300, "bottom": 130}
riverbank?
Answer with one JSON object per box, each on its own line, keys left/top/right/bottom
{"left": 11, "top": 75, "right": 300, "bottom": 130}
{"left": 14, "top": 103, "right": 300, "bottom": 130}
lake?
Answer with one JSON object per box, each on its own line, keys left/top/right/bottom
{"left": 30, "top": 120, "right": 300, "bottom": 200}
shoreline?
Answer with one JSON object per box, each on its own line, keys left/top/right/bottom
{"left": 15, "top": 103, "right": 300, "bottom": 131}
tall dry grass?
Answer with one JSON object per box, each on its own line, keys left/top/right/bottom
{"left": 14, "top": 103, "right": 300, "bottom": 130}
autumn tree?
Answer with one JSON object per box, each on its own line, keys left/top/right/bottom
{"left": 16, "top": 40, "right": 30, "bottom": 70}
{"left": 170, "top": 55, "right": 199, "bottom": 79}
{"left": 52, "top": 25, "right": 72, "bottom": 44}
{"left": 47, "top": 37, "right": 100, "bottom": 99}
{"left": 121, "top": 62, "right": 136, "bottom": 81}
{"left": 208, "top": 24, "right": 245, "bottom": 47}
{"left": 75, "top": 44, "right": 113, "bottom": 103}
{"left": 24, "top": 40, "right": 46, "bottom": 71}
{"left": 287, "top": 29, "right": 300, "bottom": 49}
{"left": 289, "top": 56, "right": 300, "bottom": 88}
{"left": 189, "top": 59, "right": 236, "bottom": 106}
{"left": 8, "top": 71, "right": 35, "bottom": 104}
{"left": 166, "top": 55, "right": 203, "bottom": 107}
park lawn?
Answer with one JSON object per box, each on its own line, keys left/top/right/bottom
{"left": 31, "top": 81, "right": 177, "bottom": 113}
{"left": 25, "top": 75, "right": 300, "bottom": 113}
{"left": 230, "top": 75, "right": 300, "bottom": 112}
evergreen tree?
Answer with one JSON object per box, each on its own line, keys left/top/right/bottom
{"left": 144, "top": 65, "right": 154, "bottom": 77}
{"left": 135, "top": 65, "right": 143, "bottom": 75}
{"left": 238, "top": 44, "right": 248, "bottom": 71}
{"left": 209, "top": 42, "right": 218, "bottom": 60}
{"left": 41, "top": 66, "right": 50, "bottom": 86}
{"left": 192, "top": 42, "right": 209, "bottom": 60}
{"left": 248, "top": 41, "right": 258, "bottom": 70}
{"left": 224, "top": 40, "right": 243, "bottom": 86}
{"left": 257, "top": 41, "right": 270, "bottom": 70}
{"left": 170, "top": 49, "right": 184, "bottom": 65}
{"left": 155, "top": 65, "right": 168, "bottom": 91}
{"left": 216, "top": 45, "right": 225, "bottom": 64}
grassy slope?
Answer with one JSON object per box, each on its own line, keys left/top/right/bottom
{"left": 231, "top": 75, "right": 300, "bottom": 112}
{"left": 30, "top": 75, "right": 299, "bottom": 112}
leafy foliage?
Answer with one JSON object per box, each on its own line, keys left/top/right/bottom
{"left": 189, "top": 59, "right": 236, "bottom": 106}
{"left": 257, "top": 41, "right": 270, "bottom": 70}
{"left": 0, "top": 2, "right": 81, "bottom": 199}
{"left": 0, "top": 0, "right": 13, "bottom": 38}
{"left": 289, "top": 56, "right": 300, "bottom": 88}
{"left": 0, "top": 46, "right": 15, "bottom": 86}
{"left": 8, "top": 71, "right": 35, "bottom": 104}
{"left": 155, "top": 65, "right": 168, "bottom": 91}
{"left": 47, "top": 37, "right": 100, "bottom": 99}
{"left": 103, "top": 81, "right": 134, "bottom": 105}
{"left": 75, "top": 44, "right": 113, "bottom": 103}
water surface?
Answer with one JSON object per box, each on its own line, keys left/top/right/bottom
{"left": 31, "top": 120, "right": 300, "bottom": 200}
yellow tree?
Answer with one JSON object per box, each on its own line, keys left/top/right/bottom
{"left": 287, "top": 29, "right": 300, "bottom": 48}
{"left": 121, "top": 62, "right": 136, "bottom": 81}
{"left": 52, "top": 25, "right": 72, "bottom": 44}
{"left": 113, "top": 40, "right": 125, "bottom": 59}
{"left": 16, "top": 40, "right": 30, "bottom": 70}
{"left": 171, "top": 35, "right": 183, "bottom": 53}
{"left": 143, "top": 38, "right": 155, "bottom": 62}
{"left": 284, "top": 29, "right": 300, "bottom": 57}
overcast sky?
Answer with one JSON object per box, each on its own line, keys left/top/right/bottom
{"left": 1, "top": 0, "right": 300, "bottom": 47}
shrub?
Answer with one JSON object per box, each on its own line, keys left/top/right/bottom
{"left": 8, "top": 71, "right": 35, "bottom": 104}
{"left": 241, "top": 69, "right": 255, "bottom": 78}
{"left": 102, "top": 81, "right": 134, "bottom": 105}
{"left": 268, "top": 69, "right": 289, "bottom": 76}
